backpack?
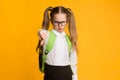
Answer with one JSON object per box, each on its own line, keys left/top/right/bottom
{"left": 38, "top": 31, "right": 72, "bottom": 73}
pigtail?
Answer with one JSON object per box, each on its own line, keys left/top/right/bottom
{"left": 67, "top": 8, "right": 78, "bottom": 53}
{"left": 36, "top": 6, "right": 52, "bottom": 53}
{"left": 42, "top": 6, "right": 53, "bottom": 30}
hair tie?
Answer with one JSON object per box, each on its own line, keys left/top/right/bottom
{"left": 67, "top": 8, "right": 72, "bottom": 13}
{"left": 48, "top": 6, "right": 53, "bottom": 11}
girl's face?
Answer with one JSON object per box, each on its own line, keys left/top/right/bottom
{"left": 52, "top": 13, "right": 67, "bottom": 33}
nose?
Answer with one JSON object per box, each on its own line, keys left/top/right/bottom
{"left": 58, "top": 23, "right": 62, "bottom": 27}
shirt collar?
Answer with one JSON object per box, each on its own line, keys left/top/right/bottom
{"left": 52, "top": 29, "right": 66, "bottom": 37}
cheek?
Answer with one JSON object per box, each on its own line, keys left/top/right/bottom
{"left": 53, "top": 26, "right": 57, "bottom": 29}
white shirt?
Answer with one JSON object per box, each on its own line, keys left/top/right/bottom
{"left": 42, "top": 29, "right": 78, "bottom": 80}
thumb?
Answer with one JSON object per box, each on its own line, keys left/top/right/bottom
{"left": 40, "top": 40, "right": 44, "bottom": 46}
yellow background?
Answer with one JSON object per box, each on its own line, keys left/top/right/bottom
{"left": 0, "top": 0, "right": 120, "bottom": 80}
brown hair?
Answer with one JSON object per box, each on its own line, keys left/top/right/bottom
{"left": 36, "top": 6, "right": 78, "bottom": 53}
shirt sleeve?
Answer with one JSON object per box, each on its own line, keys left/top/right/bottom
{"left": 69, "top": 48, "right": 78, "bottom": 80}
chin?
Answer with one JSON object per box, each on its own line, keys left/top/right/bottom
{"left": 55, "top": 29, "right": 63, "bottom": 33}
{"left": 58, "top": 30, "right": 63, "bottom": 33}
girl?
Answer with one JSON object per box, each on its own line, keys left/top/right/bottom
{"left": 36, "top": 6, "right": 78, "bottom": 80}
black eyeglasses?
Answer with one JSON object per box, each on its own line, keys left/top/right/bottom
{"left": 52, "top": 21, "right": 67, "bottom": 26}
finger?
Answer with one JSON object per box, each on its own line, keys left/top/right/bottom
{"left": 40, "top": 32, "right": 48, "bottom": 39}
{"left": 41, "top": 34, "right": 48, "bottom": 40}
{"left": 40, "top": 40, "right": 44, "bottom": 46}
{"left": 38, "top": 30, "right": 48, "bottom": 40}
{"left": 38, "top": 31, "right": 45, "bottom": 39}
